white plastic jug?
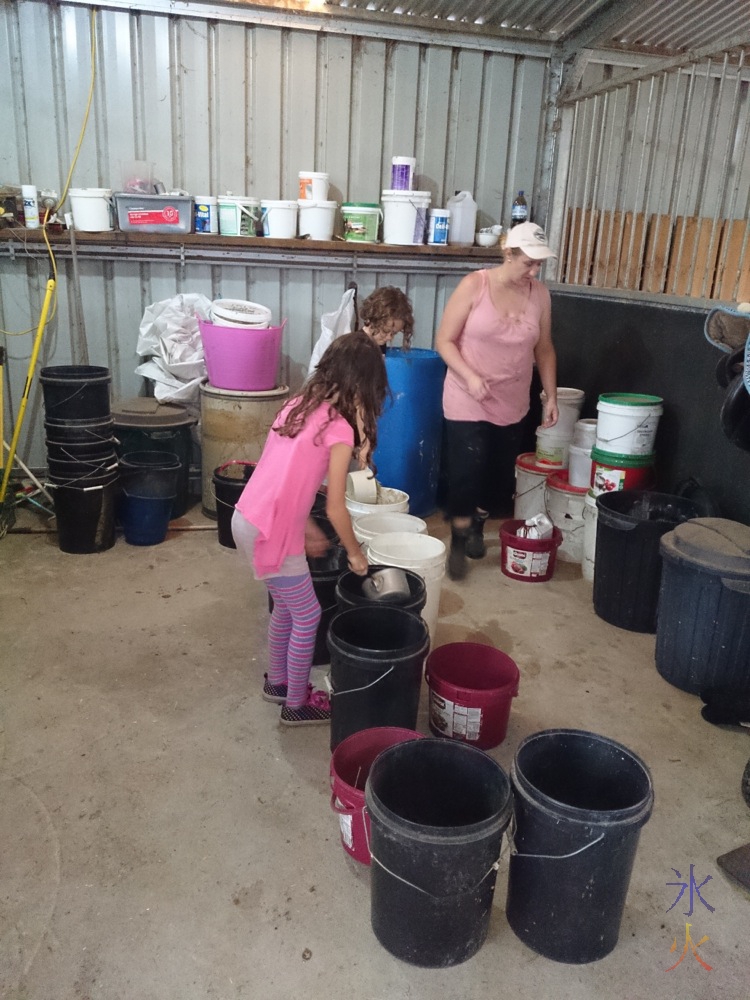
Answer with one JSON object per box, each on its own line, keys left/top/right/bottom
{"left": 446, "top": 191, "right": 477, "bottom": 247}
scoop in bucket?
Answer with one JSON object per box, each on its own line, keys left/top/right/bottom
{"left": 361, "top": 567, "right": 411, "bottom": 601}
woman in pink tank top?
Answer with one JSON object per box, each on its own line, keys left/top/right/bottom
{"left": 436, "top": 222, "right": 560, "bottom": 580}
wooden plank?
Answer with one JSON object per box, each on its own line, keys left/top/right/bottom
{"left": 667, "top": 216, "right": 722, "bottom": 298}
{"left": 616, "top": 211, "right": 647, "bottom": 290}
{"left": 641, "top": 214, "right": 672, "bottom": 293}
{"left": 563, "top": 207, "right": 599, "bottom": 285}
{"left": 714, "top": 220, "right": 750, "bottom": 301}
{"left": 591, "top": 210, "right": 625, "bottom": 288}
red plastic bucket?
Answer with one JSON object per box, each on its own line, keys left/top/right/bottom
{"left": 426, "top": 642, "right": 520, "bottom": 750}
{"left": 590, "top": 447, "right": 656, "bottom": 496}
{"left": 500, "top": 519, "right": 563, "bottom": 582}
{"left": 329, "top": 726, "right": 424, "bottom": 865}
{"left": 199, "top": 318, "right": 286, "bottom": 391}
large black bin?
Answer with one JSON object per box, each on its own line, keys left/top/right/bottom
{"left": 656, "top": 518, "right": 750, "bottom": 694}
{"left": 593, "top": 491, "right": 700, "bottom": 633}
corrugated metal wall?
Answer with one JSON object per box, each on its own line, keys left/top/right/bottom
{"left": 1, "top": 0, "right": 551, "bottom": 467}
{"left": 554, "top": 51, "right": 750, "bottom": 297}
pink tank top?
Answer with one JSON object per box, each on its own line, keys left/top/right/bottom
{"left": 442, "top": 269, "right": 545, "bottom": 426}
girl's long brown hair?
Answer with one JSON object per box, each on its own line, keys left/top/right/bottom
{"left": 276, "top": 330, "right": 388, "bottom": 454}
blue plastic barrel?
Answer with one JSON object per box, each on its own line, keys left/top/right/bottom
{"left": 374, "top": 348, "right": 446, "bottom": 517}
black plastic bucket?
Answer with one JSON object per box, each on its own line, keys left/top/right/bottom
{"left": 51, "top": 468, "right": 118, "bottom": 554}
{"left": 45, "top": 438, "right": 117, "bottom": 463}
{"left": 308, "top": 545, "right": 349, "bottom": 665}
{"left": 505, "top": 728, "right": 654, "bottom": 964}
{"left": 594, "top": 490, "right": 700, "bottom": 632}
{"left": 118, "top": 493, "right": 175, "bottom": 546}
{"left": 112, "top": 399, "right": 196, "bottom": 518}
{"left": 45, "top": 416, "right": 115, "bottom": 442}
{"left": 365, "top": 738, "right": 512, "bottom": 967}
{"left": 327, "top": 605, "right": 430, "bottom": 751}
{"left": 212, "top": 461, "right": 256, "bottom": 548}
{"left": 47, "top": 454, "right": 119, "bottom": 484}
{"left": 118, "top": 451, "right": 181, "bottom": 500}
{"left": 335, "top": 566, "right": 427, "bottom": 615}
{"left": 40, "top": 365, "right": 111, "bottom": 421}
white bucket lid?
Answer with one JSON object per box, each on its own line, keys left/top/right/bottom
{"left": 392, "top": 156, "right": 416, "bottom": 165}
{"left": 260, "top": 199, "right": 298, "bottom": 208}
{"left": 429, "top": 208, "right": 450, "bottom": 217}
{"left": 70, "top": 188, "right": 112, "bottom": 197}
{"left": 195, "top": 195, "right": 217, "bottom": 204}
{"left": 298, "top": 170, "right": 329, "bottom": 179}
{"left": 219, "top": 195, "right": 259, "bottom": 204}
{"left": 297, "top": 199, "right": 338, "bottom": 209}
{"left": 368, "top": 530, "right": 446, "bottom": 567}
{"left": 381, "top": 189, "right": 431, "bottom": 200}
{"left": 211, "top": 299, "right": 273, "bottom": 326}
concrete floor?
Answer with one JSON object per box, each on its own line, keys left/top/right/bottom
{"left": 2, "top": 503, "right": 749, "bottom": 999}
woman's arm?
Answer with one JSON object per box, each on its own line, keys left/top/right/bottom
{"left": 435, "top": 272, "right": 488, "bottom": 401}
{"left": 325, "top": 441, "right": 368, "bottom": 575}
{"left": 533, "top": 286, "right": 558, "bottom": 428}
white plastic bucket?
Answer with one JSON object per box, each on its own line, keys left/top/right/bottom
{"left": 381, "top": 189, "right": 431, "bottom": 245}
{"left": 298, "top": 171, "right": 329, "bottom": 201}
{"left": 260, "top": 200, "right": 298, "bottom": 238}
{"left": 544, "top": 471, "right": 588, "bottom": 564}
{"left": 568, "top": 442, "right": 593, "bottom": 489}
{"left": 514, "top": 452, "right": 553, "bottom": 520}
{"left": 194, "top": 196, "right": 218, "bottom": 234}
{"left": 427, "top": 208, "right": 450, "bottom": 245}
{"left": 341, "top": 203, "right": 381, "bottom": 243}
{"left": 367, "top": 532, "right": 446, "bottom": 641}
{"left": 535, "top": 425, "right": 573, "bottom": 468}
{"left": 353, "top": 512, "right": 427, "bottom": 556}
{"left": 345, "top": 487, "right": 409, "bottom": 517}
{"left": 541, "top": 387, "right": 585, "bottom": 435}
{"left": 218, "top": 197, "right": 259, "bottom": 236}
{"left": 582, "top": 489, "right": 598, "bottom": 582}
{"left": 69, "top": 188, "right": 113, "bottom": 232}
{"left": 297, "top": 199, "right": 337, "bottom": 240}
{"left": 390, "top": 156, "right": 416, "bottom": 190}
{"left": 572, "top": 418, "right": 597, "bottom": 449}
{"left": 595, "top": 393, "right": 663, "bottom": 455}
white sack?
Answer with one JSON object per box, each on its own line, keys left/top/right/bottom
{"left": 136, "top": 293, "right": 211, "bottom": 404}
{"left": 307, "top": 287, "right": 357, "bottom": 376}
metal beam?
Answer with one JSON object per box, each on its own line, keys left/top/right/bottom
{"left": 56, "top": 0, "right": 555, "bottom": 57}
{"left": 559, "top": 31, "right": 750, "bottom": 105}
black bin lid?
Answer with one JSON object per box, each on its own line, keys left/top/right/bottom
{"left": 111, "top": 397, "right": 196, "bottom": 428}
{"left": 660, "top": 517, "right": 750, "bottom": 580}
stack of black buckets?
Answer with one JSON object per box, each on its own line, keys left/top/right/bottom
{"left": 41, "top": 365, "right": 118, "bottom": 554}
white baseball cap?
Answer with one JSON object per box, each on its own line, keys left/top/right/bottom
{"left": 504, "top": 221, "right": 557, "bottom": 260}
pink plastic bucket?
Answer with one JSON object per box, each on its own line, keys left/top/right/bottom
{"left": 199, "top": 318, "right": 285, "bottom": 391}
{"left": 330, "top": 726, "right": 424, "bottom": 865}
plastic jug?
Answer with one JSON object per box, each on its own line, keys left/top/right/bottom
{"left": 446, "top": 191, "right": 477, "bottom": 247}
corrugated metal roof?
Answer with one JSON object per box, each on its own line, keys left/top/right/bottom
{"left": 328, "top": 0, "right": 750, "bottom": 58}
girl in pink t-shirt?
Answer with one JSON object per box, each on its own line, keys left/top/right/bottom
{"left": 232, "top": 332, "right": 387, "bottom": 726}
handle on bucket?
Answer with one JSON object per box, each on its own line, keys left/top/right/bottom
{"left": 329, "top": 666, "right": 395, "bottom": 697}
{"left": 329, "top": 791, "right": 368, "bottom": 818}
{"left": 506, "top": 812, "right": 604, "bottom": 860}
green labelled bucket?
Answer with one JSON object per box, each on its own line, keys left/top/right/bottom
{"left": 341, "top": 203, "right": 381, "bottom": 243}
{"left": 506, "top": 728, "right": 653, "bottom": 964}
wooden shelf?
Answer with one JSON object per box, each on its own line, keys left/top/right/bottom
{"left": 0, "top": 227, "right": 502, "bottom": 274}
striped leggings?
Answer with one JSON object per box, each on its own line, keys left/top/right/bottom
{"left": 266, "top": 573, "right": 321, "bottom": 708}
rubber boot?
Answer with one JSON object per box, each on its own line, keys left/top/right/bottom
{"left": 447, "top": 526, "right": 469, "bottom": 581}
{"left": 466, "top": 511, "right": 489, "bottom": 559}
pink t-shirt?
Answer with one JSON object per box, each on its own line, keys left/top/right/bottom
{"left": 442, "top": 269, "right": 546, "bottom": 426}
{"left": 235, "top": 400, "right": 354, "bottom": 576}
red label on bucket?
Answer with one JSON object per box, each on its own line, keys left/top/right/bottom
{"left": 127, "top": 206, "right": 181, "bottom": 226}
